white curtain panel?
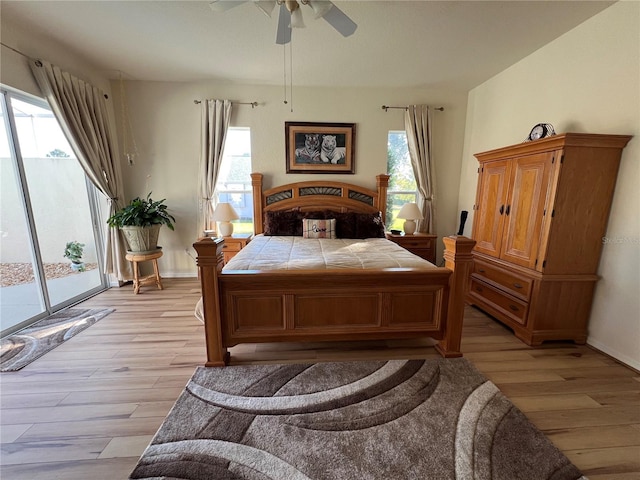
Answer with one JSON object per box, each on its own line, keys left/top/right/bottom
{"left": 198, "top": 99, "right": 232, "bottom": 234}
{"left": 404, "top": 105, "right": 436, "bottom": 234}
{"left": 30, "top": 59, "right": 131, "bottom": 281}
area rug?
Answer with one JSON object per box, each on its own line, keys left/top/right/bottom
{"left": 0, "top": 307, "right": 114, "bottom": 372}
{"left": 130, "top": 358, "right": 586, "bottom": 480}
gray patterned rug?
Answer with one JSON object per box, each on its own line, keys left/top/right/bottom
{"left": 130, "top": 358, "right": 585, "bottom": 480}
{"left": 0, "top": 307, "right": 114, "bottom": 372}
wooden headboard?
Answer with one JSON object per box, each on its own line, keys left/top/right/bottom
{"left": 251, "top": 173, "right": 390, "bottom": 235}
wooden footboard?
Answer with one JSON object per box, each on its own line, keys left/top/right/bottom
{"left": 193, "top": 235, "right": 475, "bottom": 366}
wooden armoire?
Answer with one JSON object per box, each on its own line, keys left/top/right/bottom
{"left": 468, "top": 133, "right": 632, "bottom": 346}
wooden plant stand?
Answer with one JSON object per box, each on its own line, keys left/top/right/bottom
{"left": 125, "top": 249, "right": 163, "bottom": 294}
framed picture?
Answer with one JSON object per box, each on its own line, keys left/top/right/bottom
{"left": 285, "top": 122, "right": 355, "bottom": 174}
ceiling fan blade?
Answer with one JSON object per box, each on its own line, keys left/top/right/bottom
{"left": 275, "top": 4, "right": 292, "bottom": 45}
{"left": 253, "top": 0, "right": 276, "bottom": 17}
{"left": 307, "top": 0, "right": 333, "bottom": 19}
{"left": 321, "top": 4, "right": 357, "bottom": 37}
{"left": 209, "top": 0, "right": 248, "bottom": 13}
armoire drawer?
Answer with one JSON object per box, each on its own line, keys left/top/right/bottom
{"left": 469, "top": 278, "right": 529, "bottom": 326}
{"left": 472, "top": 259, "right": 533, "bottom": 301}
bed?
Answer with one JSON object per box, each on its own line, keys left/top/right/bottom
{"left": 193, "top": 173, "right": 475, "bottom": 366}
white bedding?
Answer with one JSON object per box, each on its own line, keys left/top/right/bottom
{"left": 222, "top": 234, "right": 436, "bottom": 271}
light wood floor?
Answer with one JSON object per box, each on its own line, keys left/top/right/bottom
{"left": 1, "top": 278, "right": 638, "bottom": 479}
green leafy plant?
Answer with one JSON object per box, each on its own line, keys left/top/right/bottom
{"left": 107, "top": 193, "right": 175, "bottom": 230}
{"left": 64, "top": 241, "right": 85, "bottom": 264}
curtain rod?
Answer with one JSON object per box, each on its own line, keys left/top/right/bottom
{"left": 2, "top": 43, "right": 110, "bottom": 100}
{"left": 1, "top": 42, "right": 29, "bottom": 58}
{"left": 194, "top": 100, "right": 258, "bottom": 108}
{"left": 381, "top": 105, "right": 444, "bottom": 112}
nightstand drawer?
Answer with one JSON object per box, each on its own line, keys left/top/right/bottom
{"left": 398, "top": 237, "right": 433, "bottom": 249}
{"left": 222, "top": 243, "right": 241, "bottom": 253}
{"left": 385, "top": 233, "right": 437, "bottom": 264}
{"left": 408, "top": 248, "right": 435, "bottom": 262}
{"left": 220, "top": 235, "right": 251, "bottom": 264}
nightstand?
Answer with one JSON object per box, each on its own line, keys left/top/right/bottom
{"left": 386, "top": 232, "right": 437, "bottom": 264}
{"left": 220, "top": 233, "right": 251, "bottom": 263}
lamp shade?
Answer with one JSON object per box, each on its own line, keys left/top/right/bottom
{"left": 397, "top": 202, "right": 422, "bottom": 220}
{"left": 212, "top": 202, "right": 239, "bottom": 222}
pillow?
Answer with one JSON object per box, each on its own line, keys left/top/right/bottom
{"left": 263, "top": 210, "right": 301, "bottom": 236}
{"left": 354, "top": 212, "right": 386, "bottom": 239}
{"left": 333, "top": 211, "right": 356, "bottom": 238}
{"left": 301, "top": 210, "right": 328, "bottom": 219}
{"left": 302, "top": 218, "right": 336, "bottom": 239}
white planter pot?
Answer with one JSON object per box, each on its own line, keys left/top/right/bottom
{"left": 70, "top": 262, "right": 85, "bottom": 272}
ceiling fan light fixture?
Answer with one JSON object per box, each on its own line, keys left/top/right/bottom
{"left": 254, "top": 0, "right": 276, "bottom": 17}
{"left": 290, "top": 6, "right": 305, "bottom": 28}
{"left": 284, "top": 0, "right": 299, "bottom": 12}
{"left": 305, "top": 0, "right": 333, "bottom": 19}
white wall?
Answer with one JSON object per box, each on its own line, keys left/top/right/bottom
{"left": 0, "top": 16, "right": 113, "bottom": 98}
{"left": 113, "top": 81, "right": 469, "bottom": 275}
{"left": 458, "top": 2, "right": 640, "bottom": 369}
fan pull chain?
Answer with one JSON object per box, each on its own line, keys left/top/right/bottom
{"left": 289, "top": 33, "right": 293, "bottom": 113}
{"left": 282, "top": 43, "right": 288, "bottom": 106}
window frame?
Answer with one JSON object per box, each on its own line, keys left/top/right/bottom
{"left": 386, "top": 130, "right": 418, "bottom": 229}
{"left": 213, "top": 127, "right": 254, "bottom": 234}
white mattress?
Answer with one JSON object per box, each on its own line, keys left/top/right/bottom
{"left": 222, "top": 235, "right": 436, "bottom": 271}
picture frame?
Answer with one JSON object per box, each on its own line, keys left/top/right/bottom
{"left": 285, "top": 122, "right": 355, "bottom": 174}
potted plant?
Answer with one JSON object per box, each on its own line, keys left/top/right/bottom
{"left": 64, "top": 241, "right": 86, "bottom": 272}
{"left": 107, "top": 193, "right": 175, "bottom": 253}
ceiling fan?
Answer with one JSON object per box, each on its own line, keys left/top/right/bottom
{"left": 209, "top": 0, "right": 357, "bottom": 45}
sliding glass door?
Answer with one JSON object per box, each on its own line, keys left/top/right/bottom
{"left": 0, "top": 89, "right": 107, "bottom": 335}
{"left": 0, "top": 96, "right": 46, "bottom": 326}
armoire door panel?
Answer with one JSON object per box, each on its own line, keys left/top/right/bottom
{"left": 500, "top": 152, "right": 554, "bottom": 268}
{"left": 472, "top": 160, "right": 510, "bottom": 257}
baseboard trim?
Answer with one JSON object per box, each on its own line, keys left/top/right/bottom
{"left": 586, "top": 339, "right": 640, "bottom": 373}
{"left": 162, "top": 272, "right": 199, "bottom": 278}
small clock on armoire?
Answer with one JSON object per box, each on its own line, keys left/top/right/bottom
{"left": 525, "top": 123, "right": 555, "bottom": 142}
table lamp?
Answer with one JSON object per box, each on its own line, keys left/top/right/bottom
{"left": 212, "top": 202, "right": 239, "bottom": 237}
{"left": 397, "top": 202, "right": 422, "bottom": 235}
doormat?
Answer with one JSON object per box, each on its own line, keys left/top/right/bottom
{"left": 0, "top": 307, "right": 114, "bottom": 372}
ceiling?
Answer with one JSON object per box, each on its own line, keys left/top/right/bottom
{"left": 1, "top": 1, "right": 614, "bottom": 91}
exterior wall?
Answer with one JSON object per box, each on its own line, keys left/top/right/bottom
{"left": 457, "top": 2, "right": 640, "bottom": 368}
{"left": 0, "top": 157, "right": 98, "bottom": 263}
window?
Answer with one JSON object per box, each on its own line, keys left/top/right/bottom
{"left": 386, "top": 131, "right": 417, "bottom": 229}
{"left": 214, "top": 128, "right": 253, "bottom": 234}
